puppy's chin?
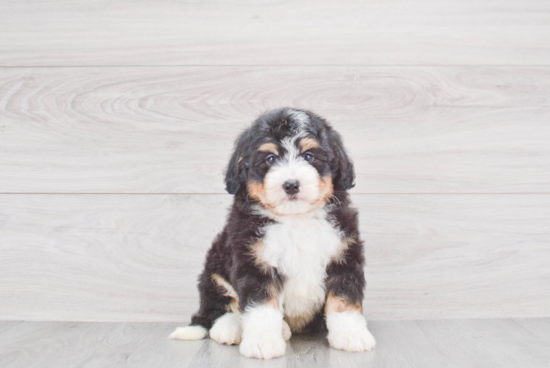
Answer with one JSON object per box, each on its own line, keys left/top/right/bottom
{"left": 268, "top": 197, "right": 317, "bottom": 216}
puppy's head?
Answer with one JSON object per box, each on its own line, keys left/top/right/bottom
{"left": 225, "top": 108, "right": 355, "bottom": 216}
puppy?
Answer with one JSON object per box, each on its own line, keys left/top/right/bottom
{"left": 170, "top": 108, "right": 376, "bottom": 359}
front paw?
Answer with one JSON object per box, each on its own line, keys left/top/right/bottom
{"left": 239, "top": 333, "right": 286, "bottom": 359}
{"left": 328, "top": 327, "right": 376, "bottom": 352}
{"left": 209, "top": 313, "right": 242, "bottom": 345}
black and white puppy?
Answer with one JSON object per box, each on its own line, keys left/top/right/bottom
{"left": 170, "top": 108, "right": 376, "bottom": 359}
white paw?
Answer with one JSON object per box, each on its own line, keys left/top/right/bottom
{"left": 169, "top": 325, "right": 208, "bottom": 340}
{"left": 209, "top": 313, "right": 242, "bottom": 345}
{"left": 326, "top": 311, "right": 376, "bottom": 352}
{"left": 328, "top": 327, "right": 376, "bottom": 352}
{"left": 239, "top": 333, "right": 286, "bottom": 360}
{"left": 282, "top": 320, "right": 292, "bottom": 341}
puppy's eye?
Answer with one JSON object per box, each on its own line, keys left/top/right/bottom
{"left": 303, "top": 152, "right": 314, "bottom": 163}
{"left": 266, "top": 155, "right": 277, "bottom": 165}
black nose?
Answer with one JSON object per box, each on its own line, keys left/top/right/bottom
{"left": 283, "top": 180, "right": 300, "bottom": 195}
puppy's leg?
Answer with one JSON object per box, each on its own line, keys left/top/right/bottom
{"left": 325, "top": 247, "right": 376, "bottom": 352}
{"left": 170, "top": 270, "right": 236, "bottom": 340}
{"left": 325, "top": 293, "right": 376, "bottom": 352}
{"left": 239, "top": 298, "right": 286, "bottom": 360}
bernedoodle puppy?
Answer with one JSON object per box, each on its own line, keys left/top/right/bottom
{"left": 170, "top": 108, "right": 376, "bottom": 359}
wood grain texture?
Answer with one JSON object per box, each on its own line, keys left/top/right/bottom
{"left": 1, "top": 194, "right": 549, "bottom": 322}
{"left": 1, "top": 319, "right": 550, "bottom": 368}
{"left": 414, "top": 319, "right": 550, "bottom": 367}
{"left": 515, "top": 318, "right": 550, "bottom": 345}
{"left": 1, "top": 0, "right": 550, "bottom": 66}
{"left": 1, "top": 66, "right": 550, "bottom": 193}
{"left": 0, "top": 322, "right": 22, "bottom": 335}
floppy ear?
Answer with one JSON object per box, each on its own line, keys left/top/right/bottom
{"left": 328, "top": 129, "right": 356, "bottom": 190}
{"left": 224, "top": 132, "right": 250, "bottom": 195}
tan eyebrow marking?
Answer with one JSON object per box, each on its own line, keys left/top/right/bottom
{"left": 299, "top": 137, "right": 320, "bottom": 153}
{"left": 258, "top": 142, "right": 279, "bottom": 155}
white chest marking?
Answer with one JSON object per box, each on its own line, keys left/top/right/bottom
{"left": 261, "top": 210, "right": 342, "bottom": 327}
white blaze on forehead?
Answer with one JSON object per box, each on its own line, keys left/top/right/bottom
{"left": 280, "top": 134, "right": 303, "bottom": 161}
{"left": 287, "top": 109, "right": 309, "bottom": 132}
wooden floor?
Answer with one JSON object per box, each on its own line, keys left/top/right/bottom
{"left": 1, "top": 319, "right": 549, "bottom": 367}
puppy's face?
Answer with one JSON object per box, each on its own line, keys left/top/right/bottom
{"left": 247, "top": 135, "right": 334, "bottom": 215}
{"left": 225, "top": 108, "right": 355, "bottom": 216}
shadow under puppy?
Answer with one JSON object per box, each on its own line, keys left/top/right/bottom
{"left": 170, "top": 108, "right": 376, "bottom": 359}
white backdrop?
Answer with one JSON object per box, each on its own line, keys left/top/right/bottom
{"left": 1, "top": 0, "right": 550, "bottom": 322}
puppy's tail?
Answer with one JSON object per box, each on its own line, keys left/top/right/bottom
{"left": 169, "top": 324, "right": 208, "bottom": 341}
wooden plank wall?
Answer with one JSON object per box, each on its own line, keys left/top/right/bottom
{"left": 0, "top": 0, "right": 549, "bottom": 322}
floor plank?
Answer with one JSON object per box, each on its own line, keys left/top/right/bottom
{"left": 1, "top": 319, "right": 549, "bottom": 368}
{"left": 0, "top": 322, "right": 204, "bottom": 368}
{"left": 0, "top": 322, "right": 23, "bottom": 335}
{"left": 1, "top": 0, "right": 549, "bottom": 66}
{"left": 1, "top": 194, "right": 549, "bottom": 321}
{"left": 513, "top": 319, "right": 550, "bottom": 345}
{"left": 415, "top": 319, "right": 550, "bottom": 367}
{"left": 1, "top": 67, "right": 550, "bottom": 193}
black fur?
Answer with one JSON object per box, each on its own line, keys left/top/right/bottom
{"left": 191, "top": 108, "right": 365, "bottom": 334}
{"left": 224, "top": 108, "right": 355, "bottom": 194}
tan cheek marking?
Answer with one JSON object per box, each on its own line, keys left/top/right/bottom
{"left": 331, "top": 237, "right": 355, "bottom": 264}
{"left": 325, "top": 293, "right": 363, "bottom": 315}
{"left": 314, "top": 176, "right": 334, "bottom": 207}
{"left": 300, "top": 137, "right": 320, "bottom": 153}
{"left": 248, "top": 181, "right": 267, "bottom": 203}
{"left": 212, "top": 274, "right": 240, "bottom": 315}
{"left": 249, "top": 181, "right": 286, "bottom": 215}
{"left": 258, "top": 142, "right": 279, "bottom": 155}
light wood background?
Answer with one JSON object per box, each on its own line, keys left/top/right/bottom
{"left": 1, "top": 0, "right": 549, "bottom": 322}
